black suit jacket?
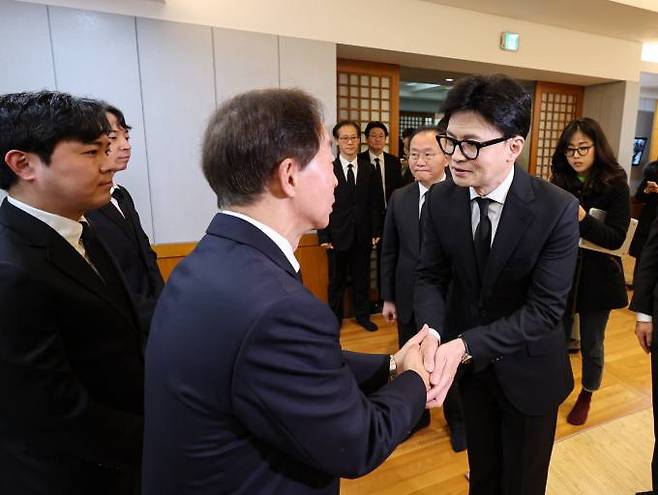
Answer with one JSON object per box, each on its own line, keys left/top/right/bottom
{"left": 571, "top": 180, "right": 630, "bottom": 312}
{"left": 630, "top": 177, "right": 658, "bottom": 259}
{"left": 317, "top": 157, "right": 384, "bottom": 251}
{"left": 86, "top": 185, "right": 164, "bottom": 334}
{"left": 143, "top": 214, "right": 426, "bottom": 495}
{"left": 0, "top": 199, "right": 144, "bottom": 495}
{"left": 630, "top": 210, "right": 658, "bottom": 322}
{"left": 380, "top": 182, "right": 422, "bottom": 324}
{"left": 358, "top": 150, "right": 403, "bottom": 205}
{"left": 414, "top": 166, "right": 579, "bottom": 415}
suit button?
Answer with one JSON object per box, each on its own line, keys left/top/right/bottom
{"left": 492, "top": 356, "right": 502, "bottom": 363}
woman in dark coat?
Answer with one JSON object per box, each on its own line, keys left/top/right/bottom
{"left": 551, "top": 117, "right": 630, "bottom": 426}
{"left": 629, "top": 160, "right": 658, "bottom": 284}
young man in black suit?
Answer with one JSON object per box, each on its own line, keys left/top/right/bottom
{"left": 0, "top": 92, "right": 145, "bottom": 494}
{"left": 359, "top": 121, "right": 403, "bottom": 207}
{"left": 142, "top": 88, "right": 431, "bottom": 495}
{"left": 630, "top": 217, "right": 658, "bottom": 495}
{"left": 415, "top": 75, "right": 580, "bottom": 495}
{"left": 86, "top": 105, "right": 164, "bottom": 336}
{"left": 318, "top": 120, "right": 384, "bottom": 331}
{"left": 380, "top": 125, "right": 465, "bottom": 451}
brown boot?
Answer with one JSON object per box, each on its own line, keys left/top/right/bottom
{"left": 567, "top": 390, "right": 592, "bottom": 425}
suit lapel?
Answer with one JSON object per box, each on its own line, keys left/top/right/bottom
{"left": 97, "top": 203, "right": 134, "bottom": 240}
{"left": 480, "top": 167, "right": 535, "bottom": 294}
{"left": 405, "top": 183, "right": 421, "bottom": 251}
{"left": 0, "top": 200, "right": 137, "bottom": 328}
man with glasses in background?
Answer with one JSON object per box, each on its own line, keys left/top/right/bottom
{"left": 414, "top": 74, "right": 580, "bottom": 495}
{"left": 318, "top": 121, "right": 384, "bottom": 331}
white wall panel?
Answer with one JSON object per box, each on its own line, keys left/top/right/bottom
{"left": 279, "top": 37, "right": 336, "bottom": 126}
{"left": 0, "top": 0, "right": 55, "bottom": 93}
{"left": 137, "top": 17, "right": 217, "bottom": 243}
{"left": 213, "top": 27, "right": 278, "bottom": 103}
{"left": 49, "top": 6, "right": 154, "bottom": 239}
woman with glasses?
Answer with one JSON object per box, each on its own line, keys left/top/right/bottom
{"left": 551, "top": 117, "right": 630, "bottom": 425}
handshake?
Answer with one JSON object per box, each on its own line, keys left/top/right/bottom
{"left": 392, "top": 324, "right": 467, "bottom": 409}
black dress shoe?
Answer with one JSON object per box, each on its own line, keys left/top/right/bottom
{"left": 449, "top": 425, "right": 467, "bottom": 452}
{"left": 356, "top": 318, "right": 378, "bottom": 332}
{"left": 636, "top": 491, "right": 656, "bottom": 494}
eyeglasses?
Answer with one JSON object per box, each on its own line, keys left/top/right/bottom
{"left": 436, "top": 135, "right": 511, "bottom": 160}
{"left": 564, "top": 146, "right": 593, "bottom": 158}
{"left": 338, "top": 136, "right": 359, "bottom": 143}
{"left": 409, "top": 152, "right": 439, "bottom": 162}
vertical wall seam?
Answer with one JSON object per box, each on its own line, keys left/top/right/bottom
{"left": 46, "top": 6, "right": 58, "bottom": 88}
{"left": 211, "top": 27, "right": 219, "bottom": 106}
{"left": 133, "top": 16, "right": 157, "bottom": 243}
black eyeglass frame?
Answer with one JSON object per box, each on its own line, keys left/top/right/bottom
{"left": 436, "top": 134, "right": 512, "bottom": 160}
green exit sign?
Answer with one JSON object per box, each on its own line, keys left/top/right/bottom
{"left": 500, "top": 32, "right": 519, "bottom": 51}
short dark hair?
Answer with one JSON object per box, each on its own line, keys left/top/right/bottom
{"left": 551, "top": 117, "right": 626, "bottom": 194}
{"left": 643, "top": 160, "right": 658, "bottom": 183}
{"left": 364, "top": 121, "right": 388, "bottom": 137}
{"left": 332, "top": 120, "right": 360, "bottom": 139}
{"left": 202, "top": 88, "right": 324, "bottom": 209}
{"left": 104, "top": 103, "right": 132, "bottom": 131}
{"left": 0, "top": 91, "right": 110, "bottom": 190}
{"left": 410, "top": 126, "right": 440, "bottom": 141}
{"left": 441, "top": 74, "right": 531, "bottom": 139}
{"left": 402, "top": 127, "right": 415, "bottom": 139}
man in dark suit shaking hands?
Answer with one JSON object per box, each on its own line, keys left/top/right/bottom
{"left": 318, "top": 120, "right": 384, "bottom": 331}
{"left": 380, "top": 125, "right": 465, "bottom": 451}
{"left": 415, "top": 75, "right": 580, "bottom": 495}
{"left": 0, "top": 92, "right": 145, "bottom": 494}
{"left": 142, "top": 88, "right": 431, "bottom": 495}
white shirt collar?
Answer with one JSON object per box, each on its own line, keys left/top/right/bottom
{"left": 369, "top": 150, "right": 384, "bottom": 162}
{"left": 469, "top": 165, "right": 515, "bottom": 204}
{"left": 339, "top": 154, "right": 358, "bottom": 168}
{"left": 220, "top": 210, "right": 300, "bottom": 273}
{"left": 7, "top": 195, "right": 85, "bottom": 251}
{"left": 418, "top": 182, "right": 429, "bottom": 198}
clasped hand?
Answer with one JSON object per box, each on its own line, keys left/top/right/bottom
{"left": 393, "top": 324, "right": 465, "bottom": 409}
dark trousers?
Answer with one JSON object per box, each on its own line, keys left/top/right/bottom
{"left": 398, "top": 318, "right": 464, "bottom": 431}
{"left": 563, "top": 310, "right": 610, "bottom": 391}
{"left": 460, "top": 367, "right": 558, "bottom": 495}
{"left": 327, "top": 240, "right": 372, "bottom": 321}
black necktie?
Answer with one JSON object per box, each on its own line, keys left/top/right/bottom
{"left": 474, "top": 197, "right": 492, "bottom": 280}
{"left": 374, "top": 157, "right": 382, "bottom": 175}
{"left": 347, "top": 163, "right": 355, "bottom": 189}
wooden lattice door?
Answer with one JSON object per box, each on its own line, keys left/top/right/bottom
{"left": 529, "top": 82, "right": 584, "bottom": 180}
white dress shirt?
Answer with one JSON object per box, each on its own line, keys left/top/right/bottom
{"left": 339, "top": 154, "right": 358, "bottom": 182}
{"left": 369, "top": 151, "right": 386, "bottom": 201}
{"left": 109, "top": 184, "right": 126, "bottom": 218}
{"left": 7, "top": 195, "right": 89, "bottom": 260}
{"left": 469, "top": 165, "right": 515, "bottom": 245}
{"left": 220, "top": 210, "right": 300, "bottom": 273}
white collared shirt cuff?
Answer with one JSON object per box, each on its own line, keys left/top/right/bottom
{"left": 427, "top": 328, "right": 441, "bottom": 344}
{"left": 637, "top": 312, "right": 653, "bottom": 323}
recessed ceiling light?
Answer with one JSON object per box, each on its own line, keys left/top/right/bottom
{"left": 445, "top": 78, "right": 454, "bottom": 82}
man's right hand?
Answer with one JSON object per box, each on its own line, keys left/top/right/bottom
{"left": 636, "top": 321, "right": 654, "bottom": 353}
{"left": 320, "top": 242, "right": 334, "bottom": 250}
{"left": 393, "top": 326, "right": 430, "bottom": 389}
{"left": 382, "top": 301, "right": 397, "bottom": 322}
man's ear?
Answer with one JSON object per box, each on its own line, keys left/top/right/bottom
{"left": 508, "top": 136, "right": 525, "bottom": 162}
{"left": 4, "top": 150, "right": 38, "bottom": 182}
{"left": 273, "top": 157, "right": 298, "bottom": 198}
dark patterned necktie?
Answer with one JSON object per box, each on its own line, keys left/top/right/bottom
{"left": 347, "top": 163, "right": 355, "bottom": 189}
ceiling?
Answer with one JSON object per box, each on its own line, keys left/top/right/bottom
{"left": 420, "top": 0, "right": 658, "bottom": 43}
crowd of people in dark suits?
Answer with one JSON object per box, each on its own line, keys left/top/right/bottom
{"left": 1, "top": 72, "right": 658, "bottom": 495}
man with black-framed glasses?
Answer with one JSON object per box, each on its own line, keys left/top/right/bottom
{"left": 414, "top": 74, "right": 580, "bottom": 495}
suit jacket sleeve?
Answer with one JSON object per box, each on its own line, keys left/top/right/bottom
{"left": 630, "top": 216, "right": 658, "bottom": 316}
{"left": 463, "top": 198, "right": 580, "bottom": 371}
{"left": 231, "top": 295, "right": 426, "bottom": 478}
{"left": 0, "top": 264, "right": 143, "bottom": 467}
{"left": 413, "top": 191, "right": 452, "bottom": 337}
{"left": 380, "top": 191, "right": 400, "bottom": 302}
{"left": 579, "top": 181, "right": 630, "bottom": 250}
{"left": 636, "top": 177, "right": 650, "bottom": 202}
{"left": 123, "top": 189, "right": 164, "bottom": 289}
